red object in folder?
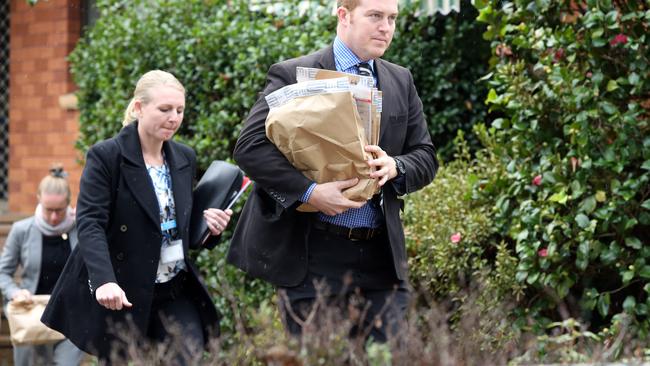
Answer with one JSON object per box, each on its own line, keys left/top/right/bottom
{"left": 225, "top": 176, "right": 252, "bottom": 210}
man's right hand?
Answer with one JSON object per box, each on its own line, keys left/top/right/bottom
{"left": 307, "top": 178, "right": 365, "bottom": 216}
{"left": 95, "top": 282, "right": 132, "bottom": 311}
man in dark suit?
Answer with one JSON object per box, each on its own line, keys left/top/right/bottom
{"left": 229, "top": 0, "right": 438, "bottom": 342}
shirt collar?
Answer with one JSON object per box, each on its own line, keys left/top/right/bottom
{"left": 333, "top": 36, "right": 375, "bottom": 73}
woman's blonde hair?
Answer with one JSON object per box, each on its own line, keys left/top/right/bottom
{"left": 38, "top": 164, "right": 71, "bottom": 204}
{"left": 122, "top": 70, "right": 186, "bottom": 126}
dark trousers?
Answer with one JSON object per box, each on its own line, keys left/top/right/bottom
{"left": 279, "top": 227, "right": 410, "bottom": 343}
{"left": 99, "top": 271, "right": 204, "bottom": 365}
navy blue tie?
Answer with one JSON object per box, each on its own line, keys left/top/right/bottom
{"left": 357, "top": 62, "right": 373, "bottom": 77}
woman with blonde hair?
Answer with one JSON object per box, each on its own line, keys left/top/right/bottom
{"left": 42, "top": 70, "right": 232, "bottom": 364}
{"left": 0, "top": 166, "right": 85, "bottom": 365}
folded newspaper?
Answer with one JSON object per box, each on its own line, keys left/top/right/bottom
{"left": 265, "top": 69, "right": 382, "bottom": 212}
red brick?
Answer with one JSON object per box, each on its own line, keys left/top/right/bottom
{"left": 45, "top": 83, "right": 67, "bottom": 96}
{"left": 9, "top": 0, "right": 83, "bottom": 214}
{"left": 12, "top": 95, "right": 43, "bottom": 111}
{"left": 12, "top": 60, "right": 37, "bottom": 73}
{"left": 27, "top": 21, "right": 55, "bottom": 35}
{"left": 64, "top": 119, "right": 80, "bottom": 132}
{"left": 14, "top": 144, "right": 50, "bottom": 157}
{"left": 18, "top": 47, "right": 57, "bottom": 61}
{"left": 26, "top": 121, "right": 53, "bottom": 133}
{"left": 51, "top": 143, "right": 77, "bottom": 156}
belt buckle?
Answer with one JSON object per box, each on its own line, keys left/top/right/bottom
{"left": 347, "top": 227, "right": 355, "bottom": 240}
{"left": 348, "top": 227, "right": 363, "bottom": 242}
{"left": 366, "top": 228, "right": 374, "bottom": 240}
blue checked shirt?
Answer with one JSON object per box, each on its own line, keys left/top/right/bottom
{"left": 299, "top": 37, "right": 384, "bottom": 229}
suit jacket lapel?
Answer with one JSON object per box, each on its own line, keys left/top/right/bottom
{"left": 117, "top": 123, "right": 161, "bottom": 229}
{"left": 375, "top": 58, "right": 394, "bottom": 147}
{"left": 317, "top": 46, "right": 336, "bottom": 71}
{"left": 163, "top": 142, "right": 192, "bottom": 234}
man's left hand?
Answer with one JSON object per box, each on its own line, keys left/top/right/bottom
{"left": 365, "top": 145, "right": 397, "bottom": 187}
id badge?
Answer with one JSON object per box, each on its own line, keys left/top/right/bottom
{"left": 160, "top": 239, "right": 184, "bottom": 263}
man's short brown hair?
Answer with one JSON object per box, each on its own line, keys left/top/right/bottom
{"left": 337, "top": 0, "right": 359, "bottom": 11}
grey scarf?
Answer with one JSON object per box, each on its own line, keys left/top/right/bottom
{"left": 34, "top": 204, "right": 75, "bottom": 237}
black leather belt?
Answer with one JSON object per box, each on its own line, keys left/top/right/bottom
{"left": 311, "top": 220, "right": 384, "bottom": 241}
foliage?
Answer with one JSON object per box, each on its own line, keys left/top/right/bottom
{"left": 474, "top": 0, "right": 650, "bottom": 338}
{"left": 405, "top": 131, "right": 514, "bottom": 297}
{"left": 92, "top": 281, "right": 650, "bottom": 364}
{"left": 194, "top": 231, "right": 275, "bottom": 345}
{"left": 69, "top": 0, "right": 492, "bottom": 337}
{"left": 70, "top": 0, "right": 490, "bottom": 165}
{"left": 404, "top": 131, "right": 525, "bottom": 350}
{"left": 70, "top": 0, "right": 336, "bottom": 169}
{"left": 389, "top": 0, "right": 492, "bottom": 157}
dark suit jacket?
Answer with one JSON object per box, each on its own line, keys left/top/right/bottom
{"left": 42, "top": 122, "right": 220, "bottom": 357}
{"left": 228, "top": 46, "right": 438, "bottom": 287}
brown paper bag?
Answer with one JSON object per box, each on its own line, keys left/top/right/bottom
{"left": 6, "top": 295, "right": 65, "bottom": 345}
{"left": 266, "top": 91, "right": 380, "bottom": 212}
{"left": 300, "top": 67, "right": 381, "bottom": 146}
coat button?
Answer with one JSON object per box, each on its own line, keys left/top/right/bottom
{"left": 120, "top": 225, "right": 128, "bottom": 232}
{"left": 116, "top": 252, "right": 125, "bottom": 261}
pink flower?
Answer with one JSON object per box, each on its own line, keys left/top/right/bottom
{"left": 586, "top": 71, "right": 593, "bottom": 78}
{"left": 609, "top": 33, "right": 628, "bottom": 46}
{"left": 553, "top": 48, "right": 564, "bottom": 62}
{"left": 532, "top": 175, "right": 542, "bottom": 186}
{"left": 450, "top": 233, "right": 462, "bottom": 243}
{"left": 538, "top": 248, "right": 548, "bottom": 257}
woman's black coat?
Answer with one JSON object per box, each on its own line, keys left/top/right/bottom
{"left": 42, "top": 122, "right": 220, "bottom": 356}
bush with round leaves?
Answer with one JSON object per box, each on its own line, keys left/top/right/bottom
{"left": 71, "top": 0, "right": 491, "bottom": 162}
{"left": 474, "top": 0, "right": 650, "bottom": 341}
{"left": 69, "top": 0, "right": 492, "bottom": 338}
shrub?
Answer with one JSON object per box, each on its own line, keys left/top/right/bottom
{"left": 474, "top": 0, "right": 650, "bottom": 339}
{"left": 90, "top": 282, "right": 650, "bottom": 365}
{"left": 70, "top": 0, "right": 335, "bottom": 168}
{"left": 70, "top": 0, "right": 490, "bottom": 164}
{"left": 389, "top": 0, "right": 492, "bottom": 157}
{"left": 405, "top": 132, "right": 515, "bottom": 298}
{"left": 69, "top": 0, "right": 493, "bottom": 337}
{"left": 404, "top": 131, "right": 525, "bottom": 350}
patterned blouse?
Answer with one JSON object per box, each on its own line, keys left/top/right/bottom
{"left": 146, "top": 159, "right": 187, "bottom": 283}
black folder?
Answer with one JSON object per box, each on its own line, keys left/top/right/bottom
{"left": 189, "top": 160, "right": 245, "bottom": 249}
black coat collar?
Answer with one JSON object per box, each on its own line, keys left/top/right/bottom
{"left": 116, "top": 122, "right": 190, "bottom": 170}
{"left": 115, "top": 122, "right": 192, "bottom": 230}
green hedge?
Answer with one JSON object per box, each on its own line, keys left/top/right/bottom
{"left": 69, "top": 0, "right": 492, "bottom": 337}
{"left": 71, "top": 0, "right": 335, "bottom": 169}
{"left": 474, "top": 0, "right": 650, "bottom": 339}
{"left": 71, "top": 0, "right": 490, "bottom": 164}
{"left": 406, "top": 131, "right": 518, "bottom": 299}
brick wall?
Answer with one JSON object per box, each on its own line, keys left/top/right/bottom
{"left": 9, "top": 0, "right": 82, "bottom": 214}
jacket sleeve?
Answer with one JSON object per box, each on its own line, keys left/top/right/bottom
{"left": 76, "top": 144, "right": 118, "bottom": 292}
{"left": 392, "top": 69, "right": 439, "bottom": 194}
{"left": 185, "top": 146, "right": 221, "bottom": 251}
{"left": 0, "top": 222, "right": 26, "bottom": 300}
{"left": 233, "top": 62, "right": 314, "bottom": 210}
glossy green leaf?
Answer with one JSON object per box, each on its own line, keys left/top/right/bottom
{"left": 625, "top": 237, "right": 642, "bottom": 249}
{"left": 575, "top": 214, "right": 590, "bottom": 229}
{"left": 597, "top": 293, "right": 610, "bottom": 317}
{"left": 639, "top": 265, "right": 650, "bottom": 279}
